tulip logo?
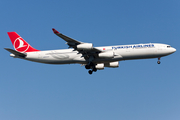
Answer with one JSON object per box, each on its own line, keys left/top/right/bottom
{"left": 14, "top": 37, "right": 29, "bottom": 52}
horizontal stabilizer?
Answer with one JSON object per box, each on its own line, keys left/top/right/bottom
{"left": 4, "top": 48, "right": 27, "bottom": 57}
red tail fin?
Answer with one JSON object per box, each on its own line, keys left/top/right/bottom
{"left": 7, "top": 32, "right": 39, "bottom": 52}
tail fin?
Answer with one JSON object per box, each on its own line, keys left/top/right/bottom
{"left": 7, "top": 32, "right": 39, "bottom": 52}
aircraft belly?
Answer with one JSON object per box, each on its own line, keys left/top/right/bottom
{"left": 25, "top": 51, "right": 86, "bottom": 64}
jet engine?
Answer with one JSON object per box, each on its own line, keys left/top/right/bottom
{"left": 77, "top": 43, "right": 93, "bottom": 50}
{"left": 104, "top": 61, "right": 119, "bottom": 68}
{"left": 95, "top": 63, "right": 104, "bottom": 70}
{"left": 98, "top": 51, "right": 114, "bottom": 58}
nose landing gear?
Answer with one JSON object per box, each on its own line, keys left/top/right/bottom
{"left": 157, "top": 58, "right": 161, "bottom": 64}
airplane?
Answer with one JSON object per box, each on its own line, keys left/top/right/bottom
{"left": 5, "top": 28, "right": 176, "bottom": 74}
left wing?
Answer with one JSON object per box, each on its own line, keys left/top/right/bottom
{"left": 52, "top": 28, "right": 82, "bottom": 48}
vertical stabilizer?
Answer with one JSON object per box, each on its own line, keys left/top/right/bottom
{"left": 7, "top": 32, "right": 39, "bottom": 52}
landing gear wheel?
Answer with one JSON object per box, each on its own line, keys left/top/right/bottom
{"left": 88, "top": 70, "right": 93, "bottom": 75}
{"left": 157, "top": 58, "right": 161, "bottom": 64}
{"left": 93, "top": 68, "right": 97, "bottom": 72}
{"left": 157, "top": 61, "right": 161, "bottom": 64}
{"left": 85, "top": 65, "right": 90, "bottom": 69}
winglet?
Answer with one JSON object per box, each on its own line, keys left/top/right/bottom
{"left": 52, "top": 28, "right": 60, "bottom": 34}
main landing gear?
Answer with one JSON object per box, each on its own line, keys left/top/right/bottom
{"left": 88, "top": 70, "right": 93, "bottom": 75}
{"left": 88, "top": 68, "right": 97, "bottom": 75}
{"left": 85, "top": 63, "right": 97, "bottom": 75}
{"left": 157, "top": 58, "right": 161, "bottom": 64}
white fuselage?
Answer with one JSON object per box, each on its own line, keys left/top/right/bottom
{"left": 22, "top": 43, "right": 176, "bottom": 64}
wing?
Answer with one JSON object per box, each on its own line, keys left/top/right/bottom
{"left": 52, "top": 28, "right": 101, "bottom": 53}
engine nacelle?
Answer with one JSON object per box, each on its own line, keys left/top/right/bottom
{"left": 104, "top": 61, "right": 119, "bottom": 68}
{"left": 95, "top": 63, "right": 104, "bottom": 70}
{"left": 98, "top": 51, "right": 114, "bottom": 58}
{"left": 77, "top": 43, "right": 93, "bottom": 50}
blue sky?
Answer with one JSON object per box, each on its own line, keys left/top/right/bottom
{"left": 1, "top": 0, "right": 180, "bottom": 120}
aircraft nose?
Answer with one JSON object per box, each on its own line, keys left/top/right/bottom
{"left": 172, "top": 47, "right": 176, "bottom": 53}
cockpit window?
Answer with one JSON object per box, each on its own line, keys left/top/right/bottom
{"left": 167, "top": 46, "right": 171, "bottom": 48}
